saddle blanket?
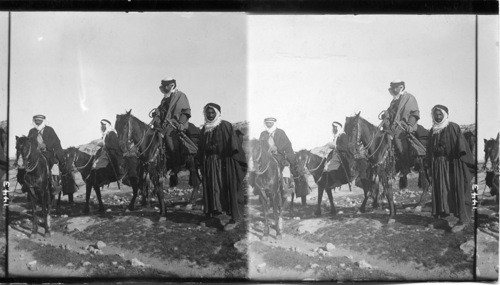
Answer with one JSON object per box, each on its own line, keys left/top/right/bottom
{"left": 325, "top": 152, "right": 341, "bottom": 172}
{"left": 310, "top": 144, "right": 332, "bottom": 158}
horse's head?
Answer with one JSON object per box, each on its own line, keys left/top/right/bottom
{"left": 63, "top": 147, "right": 79, "bottom": 171}
{"left": 115, "top": 109, "right": 134, "bottom": 153}
{"left": 18, "top": 136, "right": 39, "bottom": 167}
{"left": 484, "top": 133, "right": 499, "bottom": 169}
{"left": 248, "top": 139, "right": 262, "bottom": 165}
{"left": 295, "top": 149, "right": 312, "bottom": 174}
{"left": 344, "top": 112, "right": 361, "bottom": 146}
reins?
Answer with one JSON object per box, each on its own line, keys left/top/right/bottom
{"left": 73, "top": 150, "right": 93, "bottom": 170}
{"left": 305, "top": 153, "right": 325, "bottom": 174}
{"left": 353, "top": 118, "right": 388, "bottom": 164}
{"left": 127, "top": 116, "right": 157, "bottom": 158}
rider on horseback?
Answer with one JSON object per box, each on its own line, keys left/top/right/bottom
{"left": 380, "top": 80, "right": 420, "bottom": 189}
{"left": 26, "top": 115, "right": 69, "bottom": 198}
{"left": 91, "top": 119, "right": 123, "bottom": 183}
{"left": 259, "top": 117, "right": 297, "bottom": 199}
{"left": 151, "top": 77, "right": 191, "bottom": 181}
{"left": 319, "top": 121, "right": 353, "bottom": 186}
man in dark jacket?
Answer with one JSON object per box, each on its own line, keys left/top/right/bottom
{"left": 152, "top": 77, "right": 191, "bottom": 176}
{"left": 259, "top": 117, "right": 297, "bottom": 198}
{"left": 381, "top": 80, "right": 420, "bottom": 189}
{"left": 28, "top": 114, "right": 64, "bottom": 170}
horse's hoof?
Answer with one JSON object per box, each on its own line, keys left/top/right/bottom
{"left": 330, "top": 211, "right": 337, "bottom": 217}
{"left": 314, "top": 210, "right": 322, "bottom": 216}
{"left": 127, "top": 205, "right": 135, "bottom": 212}
{"left": 98, "top": 207, "right": 106, "bottom": 213}
{"left": 82, "top": 208, "right": 90, "bottom": 215}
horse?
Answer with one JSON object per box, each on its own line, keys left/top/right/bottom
{"left": 295, "top": 148, "right": 353, "bottom": 216}
{"left": 249, "top": 139, "right": 284, "bottom": 240}
{"left": 115, "top": 110, "right": 168, "bottom": 218}
{"left": 63, "top": 146, "right": 126, "bottom": 214}
{"left": 344, "top": 112, "right": 397, "bottom": 220}
{"left": 483, "top": 133, "right": 499, "bottom": 203}
{"left": 16, "top": 136, "right": 53, "bottom": 237}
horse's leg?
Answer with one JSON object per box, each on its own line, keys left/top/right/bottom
{"left": 372, "top": 180, "right": 380, "bottom": 209}
{"left": 156, "top": 177, "right": 167, "bottom": 221}
{"left": 259, "top": 193, "right": 270, "bottom": 241}
{"left": 128, "top": 177, "right": 139, "bottom": 211}
{"left": 273, "top": 190, "right": 282, "bottom": 240}
{"left": 29, "top": 191, "right": 38, "bottom": 238}
{"left": 289, "top": 192, "right": 295, "bottom": 216}
{"left": 301, "top": 196, "right": 307, "bottom": 206}
{"left": 68, "top": 192, "right": 74, "bottom": 204}
{"left": 359, "top": 180, "right": 369, "bottom": 213}
{"left": 56, "top": 191, "right": 62, "bottom": 214}
{"left": 44, "top": 187, "right": 51, "bottom": 237}
{"left": 83, "top": 183, "right": 91, "bottom": 214}
{"left": 95, "top": 185, "right": 105, "bottom": 212}
{"left": 315, "top": 183, "right": 325, "bottom": 216}
{"left": 383, "top": 177, "right": 396, "bottom": 220}
{"left": 325, "top": 187, "right": 337, "bottom": 216}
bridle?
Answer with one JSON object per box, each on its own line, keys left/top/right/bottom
{"left": 125, "top": 115, "right": 156, "bottom": 158}
{"left": 350, "top": 117, "right": 387, "bottom": 164}
{"left": 72, "top": 149, "right": 93, "bottom": 170}
{"left": 303, "top": 153, "right": 325, "bottom": 175}
{"left": 23, "top": 142, "right": 40, "bottom": 173}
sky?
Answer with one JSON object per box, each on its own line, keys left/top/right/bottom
{"left": 1, "top": 13, "right": 498, "bottom": 159}
{"left": 3, "top": 12, "right": 247, "bottom": 157}
{"left": 248, "top": 15, "right": 499, "bottom": 157}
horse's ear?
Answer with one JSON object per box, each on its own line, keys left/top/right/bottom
{"left": 15, "top": 135, "right": 19, "bottom": 140}
{"left": 127, "top": 109, "right": 132, "bottom": 114}
{"left": 355, "top": 111, "right": 361, "bottom": 117}
{"left": 496, "top": 132, "right": 499, "bottom": 141}
{"left": 485, "top": 138, "right": 488, "bottom": 144}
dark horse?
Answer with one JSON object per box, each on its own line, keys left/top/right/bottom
{"left": 115, "top": 110, "right": 170, "bottom": 219}
{"left": 483, "top": 133, "right": 499, "bottom": 203}
{"left": 344, "top": 112, "right": 397, "bottom": 220}
{"left": 63, "top": 146, "right": 130, "bottom": 213}
{"left": 249, "top": 139, "right": 284, "bottom": 240}
{"left": 295, "top": 149, "right": 353, "bottom": 216}
{"left": 16, "top": 136, "right": 53, "bottom": 237}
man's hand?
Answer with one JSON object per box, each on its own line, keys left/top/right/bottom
{"left": 39, "top": 142, "right": 46, "bottom": 151}
{"left": 178, "top": 123, "right": 185, "bottom": 132}
{"left": 405, "top": 124, "right": 414, "bottom": 133}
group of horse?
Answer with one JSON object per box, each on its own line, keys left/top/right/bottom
{"left": 9, "top": 111, "right": 498, "bottom": 240}
{"left": 14, "top": 110, "right": 202, "bottom": 238}
{"left": 248, "top": 113, "right": 490, "bottom": 240}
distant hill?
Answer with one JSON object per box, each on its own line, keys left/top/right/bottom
{"left": 77, "top": 139, "right": 102, "bottom": 155}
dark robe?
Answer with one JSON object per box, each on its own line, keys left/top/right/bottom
{"left": 94, "top": 131, "right": 123, "bottom": 178}
{"left": 199, "top": 120, "right": 247, "bottom": 221}
{"left": 427, "top": 122, "right": 474, "bottom": 222}
{"left": 28, "top": 125, "right": 63, "bottom": 167}
{"left": 259, "top": 128, "right": 296, "bottom": 168}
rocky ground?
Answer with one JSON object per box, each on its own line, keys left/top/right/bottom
{"left": 7, "top": 168, "right": 247, "bottom": 280}
{"left": 247, "top": 171, "right": 498, "bottom": 282}
{"left": 4, "top": 165, "right": 498, "bottom": 282}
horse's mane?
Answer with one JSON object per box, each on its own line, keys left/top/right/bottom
{"left": 115, "top": 110, "right": 149, "bottom": 133}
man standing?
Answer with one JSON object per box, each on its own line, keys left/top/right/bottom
{"left": 381, "top": 80, "right": 420, "bottom": 189}
{"left": 198, "top": 103, "right": 246, "bottom": 230}
{"left": 259, "top": 117, "right": 296, "bottom": 197}
{"left": 152, "top": 77, "right": 191, "bottom": 184}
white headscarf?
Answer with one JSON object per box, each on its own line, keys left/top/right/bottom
{"left": 33, "top": 120, "right": 46, "bottom": 132}
{"left": 431, "top": 106, "right": 450, "bottom": 134}
{"left": 203, "top": 105, "right": 222, "bottom": 133}
{"left": 101, "top": 119, "right": 116, "bottom": 142}
{"left": 265, "top": 123, "right": 277, "bottom": 134}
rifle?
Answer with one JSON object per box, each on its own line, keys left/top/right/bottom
{"left": 165, "top": 118, "right": 198, "bottom": 154}
{"left": 395, "top": 121, "right": 426, "bottom": 156}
